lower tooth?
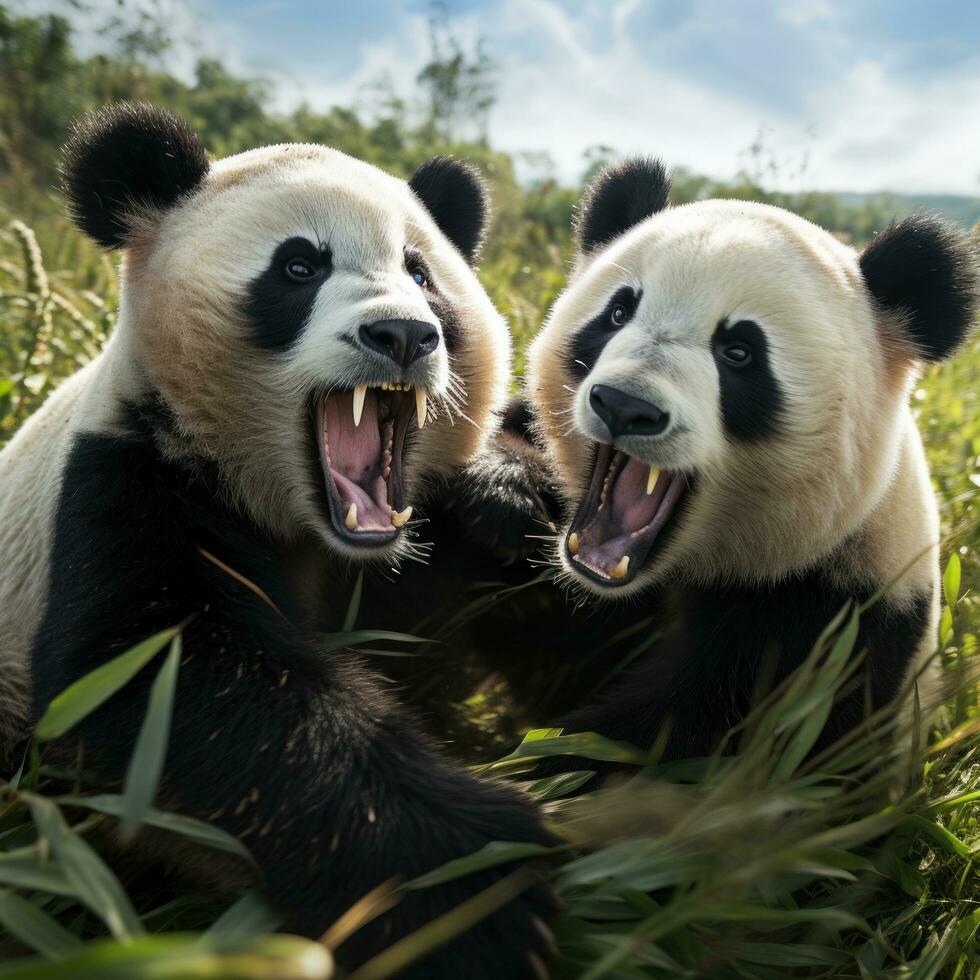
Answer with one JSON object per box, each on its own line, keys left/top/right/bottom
{"left": 611, "top": 555, "right": 630, "bottom": 579}
{"left": 568, "top": 532, "right": 580, "bottom": 555}
{"left": 391, "top": 505, "right": 413, "bottom": 528}
{"left": 345, "top": 503, "right": 358, "bottom": 531}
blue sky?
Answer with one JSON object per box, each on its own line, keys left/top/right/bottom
{"left": 32, "top": 0, "right": 980, "bottom": 194}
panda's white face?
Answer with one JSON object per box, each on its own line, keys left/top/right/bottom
{"left": 122, "top": 145, "right": 510, "bottom": 560}
{"left": 529, "top": 199, "right": 915, "bottom": 596}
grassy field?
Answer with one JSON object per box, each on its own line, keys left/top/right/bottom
{"left": 0, "top": 184, "right": 979, "bottom": 979}
{"left": 1, "top": 7, "right": 979, "bottom": 975}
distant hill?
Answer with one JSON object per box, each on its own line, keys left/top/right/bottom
{"left": 836, "top": 191, "right": 980, "bottom": 227}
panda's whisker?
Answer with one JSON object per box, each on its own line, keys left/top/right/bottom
{"left": 605, "top": 259, "right": 640, "bottom": 282}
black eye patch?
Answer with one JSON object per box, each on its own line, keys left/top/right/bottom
{"left": 567, "top": 285, "right": 641, "bottom": 379}
{"left": 244, "top": 237, "right": 333, "bottom": 351}
{"left": 403, "top": 248, "right": 461, "bottom": 355}
{"left": 711, "top": 318, "right": 784, "bottom": 440}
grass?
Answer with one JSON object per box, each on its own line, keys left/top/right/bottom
{"left": 1, "top": 217, "right": 979, "bottom": 978}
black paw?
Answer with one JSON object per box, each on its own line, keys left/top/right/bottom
{"left": 334, "top": 781, "right": 561, "bottom": 979}
{"left": 444, "top": 401, "right": 560, "bottom": 566}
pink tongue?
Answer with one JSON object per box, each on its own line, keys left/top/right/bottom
{"left": 574, "top": 456, "right": 676, "bottom": 577}
{"left": 611, "top": 456, "right": 663, "bottom": 528}
{"left": 324, "top": 391, "right": 394, "bottom": 532}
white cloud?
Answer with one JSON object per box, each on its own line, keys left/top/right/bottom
{"left": 23, "top": 0, "right": 980, "bottom": 194}
{"left": 477, "top": 0, "right": 980, "bottom": 194}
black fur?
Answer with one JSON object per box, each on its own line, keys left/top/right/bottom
{"left": 29, "top": 400, "right": 557, "bottom": 978}
{"left": 244, "top": 237, "right": 333, "bottom": 351}
{"left": 859, "top": 212, "right": 978, "bottom": 362}
{"left": 422, "top": 287, "right": 463, "bottom": 355}
{"left": 409, "top": 156, "right": 490, "bottom": 264}
{"left": 711, "top": 318, "right": 785, "bottom": 440}
{"left": 568, "top": 286, "right": 641, "bottom": 379}
{"left": 363, "top": 407, "right": 931, "bottom": 780}
{"left": 346, "top": 399, "right": 643, "bottom": 724}
{"left": 60, "top": 102, "right": 209, "bottom": 249}
{"left": 575, "top": 158, "right": 670, "bottom": 253}
{"left": 549, "top": 573, "right": 931, "bottom": 771}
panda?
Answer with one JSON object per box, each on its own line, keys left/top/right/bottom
{"left": 0, "top": 103, "right": 557, "bottom": 977}
{"left": 518, "top": 158, "right": 977, "bottom": 766}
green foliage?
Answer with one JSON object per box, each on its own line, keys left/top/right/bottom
{"left": 0, "top": 4, "right": 979, "bottom": 977}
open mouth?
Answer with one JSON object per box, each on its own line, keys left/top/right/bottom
{"left": 566, "top": 444, "right": 687, "bottom": 587}
{"left": 315, "top": 382, "right": 427, "bottom": 546}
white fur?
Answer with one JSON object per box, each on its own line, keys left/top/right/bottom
{"left": 0, "top": 143, "right": 511, "bottom": 748}
{"left": 528, "top": 199, "right": 942, "bottom": 705}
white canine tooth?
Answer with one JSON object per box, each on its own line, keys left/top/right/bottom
{"left": 568, "top": 532, "right": 580, "bottom": 555}
{"left": 353, "top": 384, "right": 367, "bottom": 427}
{"left": 345, "top": 503, "right": 358, "bottom": 531}
{"left": 610, "top": 555, "right": 630, "bottom": 579}
{"left": 646, "top": 466, "right": 660, "bottom": 495}
{"left": 391, "top": 505, "right": 413, "bottom": 528}
{"left": 415, "top": 387, "right": 427, "bottom": 428}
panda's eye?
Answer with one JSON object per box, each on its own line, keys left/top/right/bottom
{"left": 284, "top": 257, "right": 317, "bottom": 282}
{"left": 610, "top": 305, "right": 628, "bottom": 328}
{"left": 721, "top": 342, "right": 752, "bottom": 367}
{"left": 411, "top": 269, "right": 428, "bottom": 288}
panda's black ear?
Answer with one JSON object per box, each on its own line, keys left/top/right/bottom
{"left": 60, "top": 102, "right": 210, "bottom": 249}
{"left": 575, "top": 157, "right": 670, "bottom": 253}
{"left": 859, "top": 213, "right": 978, "bottom": 362}
{"left": 409, "top": 156, "right": 489, "bottom": 263}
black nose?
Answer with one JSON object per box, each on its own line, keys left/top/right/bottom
{"left": 589, "top": 384, "right": 669, "bottom": 438}
{"left": 359, "top": 319, "right": 439, "bottom": 369}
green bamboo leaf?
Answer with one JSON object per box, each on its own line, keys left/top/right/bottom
{"left": 406, "top": 841, "right": 556, "bottom": 890}
{"left": 0, "top": 932, "right": 333, "bottom": 979}
{"left": 737, "top": 943, "right": 851, "bottom": 967}
{"left": 121, "top": 637, "right": 181, "bottom": 837}
{"left": 24, "top": 795, "right": 143, "bottom": 940}
{"left": 54, "top": 795, "right": 252, "bottom": 862}
{"left": 318, "top": 630, "right": 427, "bottom": 652}
{"left": 522, "top": 728, "right": 564, "bottom": 742}
{"left": 0, "top": 890, "right": 83, "bottom": 959}
{"left": 34, "top": 626, "right": 181, "bottom": 741}
{"left": 942, "top": 552, "right": 961, "bottom": 609}
{"left": 825, "top": 603, "right": 861, "bottom": 671}
{"left": 900, "top": 814, "right": 972, "bottom": 858}
{"left": 493, "top": 730, "right": 648, "bottom": 768}
{"left": 525, "top": 770, "right": 595, "bottom": 801}
{"left": 342, "top": 570, "right": 363, "bottom": 633}
{"left": 0, "top": 856, "right": 74, "bottom": 897}
{"left": 771, "top": 693, "right": 834, "bottom": 784}
{"left": 939, "top": 606, "right": 953, "bottom": 647}
{"left": 207, "top": 890, "right": 281, "bottom": 937}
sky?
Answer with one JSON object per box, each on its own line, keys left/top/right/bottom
{"left": 29, "top": 0, "right": 980, "bottom": 194}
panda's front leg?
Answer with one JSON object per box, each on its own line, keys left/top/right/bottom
{"left": 53, "top": 611, "right": 559, "bottom": 978}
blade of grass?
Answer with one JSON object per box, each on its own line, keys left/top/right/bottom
{"left": 207, "top": 890, "right": 281, "bottom": 937}
{"left": 342, "top": 570, "right": 363, "bottom": 633}
{"left": 405, "top": 841, "right": 558, "bottom": 890}
{"left": 0, "top": 890, "right": 83, "bottom": 959}
{"left": 350, "top": 869, "right": 535, "bottom": 980}
{"left": 54, "top": 795, "right": 252, "bottom": 862}
{"left": 120, "top": 636, "right": 182, "bottom": 837}
{"left": 24, "top": 795, "right": 143, "bottom": 941}
{"left": 34, "top": 626, "right": 181, "bottom": 741}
